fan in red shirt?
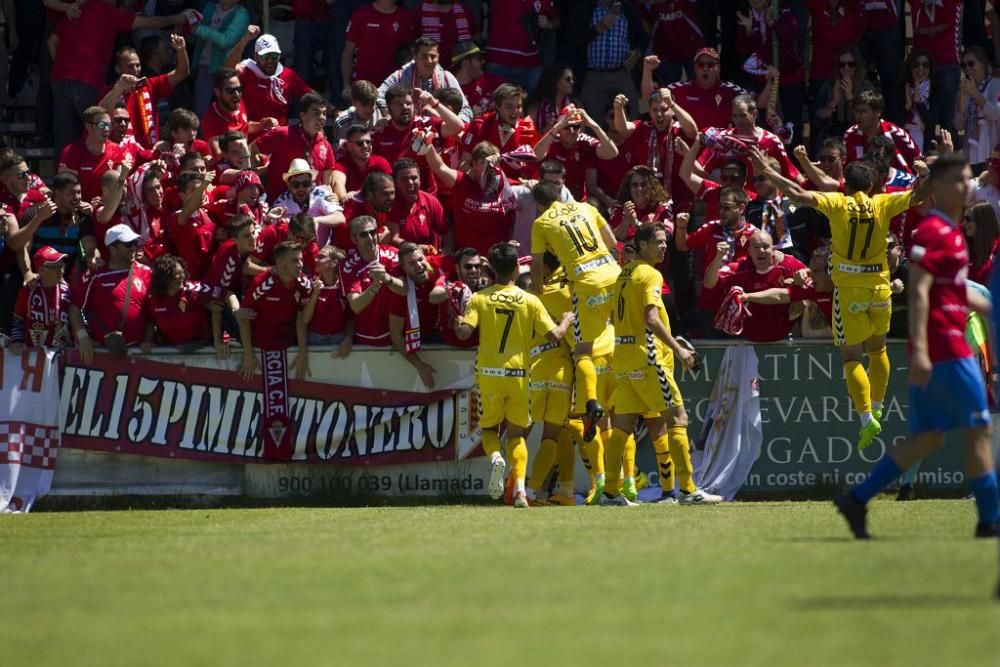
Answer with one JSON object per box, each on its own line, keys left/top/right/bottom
{"left": 97, "top": 37, "right": 190, "bottom": 148}
{"left": 485, "top": 0, "right": 557, "bottom": 76}
{"left": 675, "top": 188, "right": 760, "bottom": 318}
{"left": 611, "top": 88, "right": 697, "bottom": 207}
{"left": 461, "top": 83, "right": 538, "bottom": 181}
{"left": 167, "top": 171, "right": 218, "bottom": 281}
{"left": 697, "top": 96, "right": 802, "bottom": 187}
{"left": 142, "top": 254, "right": 216, "bottom": 351}
{"left": 226, "top": 27, "right": 313, "bottom": 126}
{"left": 372, "top": 86, "right": 464, "bottom": 197}
{"left": 388, "top": 243, "right": 445, "bottom": 387}
{"left": 451, "top": 41, "right": 504, "bottom": 118}
{"left": 58, "top": 106, "right": 130, "bottom": 203}
{"left": 208, "top": 170, "right": 271, "bottom": 234}
{"left": 201, "top": 68, "right": 253, "bottom": 154}
{"left": 387, "top": 158, "right": 450, "bottom": 252}
{"left": 252, "top": 92, "right": 337, "bottom": 201}
{"left": 70, "top": 224, "right": 153, "bottom": 361}
{"left": 207, "top": 214, "right": 262, "bottom": 300}
{"left": 609, "top": 166, "right": 674, "bottom": 247}
{"left": 304, "top": 245, "right": 354, "bottom": 356}
{"left": 678, "top": 133, "right": 753, "bottom": 219}
{"left": 708, "top": 230, "right": 807, "bottom": 342}
{"left": 119, "top": 163, "right": 170, "bottom": 261}
{"left": 423, "top": 138, "right": 517, "bottom": 255}
{"left": 163, "top": 108, "right": 214, "bottom": 162}
{"left": 340, "top": 215, "right": 407, "bottom": 347}
{"left": 431, "top": 246, "right": 481, "bottom": 348}
{"left": 331, "top": 125, "right": 393, "bottom": 200}
{"left": 646, "top": 0, "right": 704, "bottom": 79}
{"left": 666, "top": 48, "right": 748, "bottom": 132}
{"left": 10, "top": 246, "right": 73, "bottom": 353}
{"left": 844, "top": 90, "right": 922, "bottom": 173}
{"left": 238, "top": 241, "right": 315, "bottom": 380}
{"left": 342, "top": 0, "right": 416, "bottom": 86}
{"left": 805, "top": 0, "right": 867, "bottom": 88}
{"left": 254, "top": 212, "right": 320, "bottom": 275}
{"left": 532, "top": 105, "right": 619, "bottom": 201}
{"left": 337, "top": 171, "right": 396, "bottom": 250}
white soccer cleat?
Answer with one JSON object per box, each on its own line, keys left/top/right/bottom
{"left": 488, "top": 457, "right": 507, "bottom": 500}
{"left": 677, "top": 488, "right": 723, "bottom": 505}
{"left": 599, "top": 493, "right": 639, "bottom": 507}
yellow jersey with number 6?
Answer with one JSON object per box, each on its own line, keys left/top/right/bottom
{"left": 531, "top": 200, "right": 620, "bottom": 288}
{"left": 811, "top": 190, "right": 912, "bottom": 289}
{"left": 612, "top": 260, "right": 671, "bottom": 373}
{"left": 461, "top": 284, "right": 558, "bottom": 383}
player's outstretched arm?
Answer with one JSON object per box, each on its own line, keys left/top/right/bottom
{"left": 545, "top": 311, "right": 575, "bottom": 344}
{"left": 645, "top": 304, "right": 694, "bottom": 368}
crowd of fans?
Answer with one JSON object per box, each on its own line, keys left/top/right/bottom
{"left": 3, "top": 0, "right": 1000, "bottom": 377}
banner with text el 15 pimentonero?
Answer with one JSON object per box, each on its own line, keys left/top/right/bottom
{"left": 58, "top": 352, "right": 482, "bottom": 466}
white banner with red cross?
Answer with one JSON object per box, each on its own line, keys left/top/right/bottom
{"left": 1, "top": 348, "right": 61, "bottom": 513}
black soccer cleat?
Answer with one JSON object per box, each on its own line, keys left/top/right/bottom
{"left": 582, "top": 399, "right": 604, "bottom": 443}
{"left": 834, "top": 493, "right": 871, "bottom": 539}
{"left": 895, "top": 483, "right": 915, "bottom": 501}
{"left": 974, "top": 522, "right": 1000, "bottom": 538}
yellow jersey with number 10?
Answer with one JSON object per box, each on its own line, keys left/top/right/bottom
{"left": 612, "top": 260, "right": 671, "bottom": 373}
{"left": 811, "top": 190, "right": 912, "bottom": 289}
{"left": 531, "top": 200, "right": 621, "bottom": 288}
{"left": 461, "top": 283, "right": 558, "bottom": 382}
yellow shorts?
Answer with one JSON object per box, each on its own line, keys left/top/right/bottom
{"left": 528, "top": 356, "right": 573, "bottom": 426}
{"left": 570, "top": 282, "right": 614, "bottom": 345}
{"left": 478, "top": 379, "right": 530, "bottom": 429}
{"left": 612, "top": 364, "right": 682, "bottom": 416}
{"left": 832, "top": 285, "right": 892, "bottom": 347}
{"left": 573, "top": 352, "right": 615, "bottom": 414}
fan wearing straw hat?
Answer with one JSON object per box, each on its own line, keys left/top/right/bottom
{"left": 274, "top": 159, "right": 346, "bottom": 249}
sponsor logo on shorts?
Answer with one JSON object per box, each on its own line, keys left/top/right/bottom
{"left": 480, "top": 367, "right": 527, "bottom": 377}
{"left": 529, "top": 381, "right": 570, "bottom": 392}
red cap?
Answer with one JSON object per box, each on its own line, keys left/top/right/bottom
{"left": 694, "top": 47, "right": 720, "bottom": 62}
{"left": 236, "top": 170, "right": 262, "bottom": 195}
{"left": 33, "top": 246, "right": 67, "bottom": 271}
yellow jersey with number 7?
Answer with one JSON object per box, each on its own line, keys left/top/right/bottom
{"left": 811, "top": 190, "right": 912, "bottom": 289}
{"left": 531, "top": 200, "right": 621, "bottom": 288}
{"left": 460, "top": 284, "right": 558, "bottom": 384}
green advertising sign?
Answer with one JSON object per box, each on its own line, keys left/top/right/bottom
{"left": 636, "top": 341, "right": 970, "bottom": 497}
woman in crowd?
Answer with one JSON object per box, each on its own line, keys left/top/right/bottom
{"left": 609, "top": 166, "right": 673, "bottom": 244}
{"left": 956, "top": 46, "right": 1000, "bottom": 173}
{"left": 142, "top": 254, "right": 216, "bottom": 353}
{"left": 813, "top": 46, "right": 873, "bottom": 151}
{"left": 190, "top": 0, "right": 251, "bottom": 116}
{"left": 963, "top": 200, "right": 1000, "bottom": 285}
{"left": 526, "top": 63, "right": 576, "bottom": 135}
{"left": 902, "top": 49, "right": 934, "bottom": 154}
{"left": 303, "top": 245, "right": 354, "bottom": 359}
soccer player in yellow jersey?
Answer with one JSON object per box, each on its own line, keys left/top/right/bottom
{"left": 456, "top": 242, "right": 574, "bottom": 508}
{"left": 750, "top": 147, "right": 928, "bottom": 449}
{"left": 605, "top": 223, "right": 722, "bottom": 506}
{"left": 530, "top": 181, "right": 621, "bottom": 443}
{"left": 524, "top": 253, "right": 578, "bottom": 505}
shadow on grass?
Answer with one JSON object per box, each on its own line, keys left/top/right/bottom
{"left": 775, "top": 536, "right": 906, "bottom": 543}
{"left": 793, "top": 593, "right": 995, "bottom": 610}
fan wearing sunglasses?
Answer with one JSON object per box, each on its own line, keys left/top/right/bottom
{"left": 58, "top": 106, "right": 132, "bottom": 203}
{"left": 273, "top": 159, "right": 346, "bottom": 249}
{"left": 225, "top": 26, "right": 314, "bottom": 129}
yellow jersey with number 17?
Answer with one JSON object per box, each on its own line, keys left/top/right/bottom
{"left": 811, "top": 190, "right": 912, "bottom": 289}
{"left": 531, "top": 200, "right": 621, "bottom": 288}
{"left": 461, "top": 283, "right": 558, "bottom": 382}
{"left": 612, "top": 260, "right": 672, "bottom": 373}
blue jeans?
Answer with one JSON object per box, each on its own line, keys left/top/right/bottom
{"left": 294, "top": 19, "right": 337, "bottom": 96}
{"left": 486, "top": 63, "right": 542, "bottom": 91}
{"left": 308, "top": 331, "right": 346, "bottom": 346}
{"left": 52, "top": 79, "right": 97, "bottom": 160}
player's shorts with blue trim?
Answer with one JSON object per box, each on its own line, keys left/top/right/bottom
{"left": 909, "top": 356, "right": 990, "bottom": 434}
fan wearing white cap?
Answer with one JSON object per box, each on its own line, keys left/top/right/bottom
{"left": 224, "top": 24, "right": 315, "bottom": 126}
{"left": 69, "top": 224, "right": 153, "bottom": 364}
{"left": 9, "top": 246, "right": 73, "bottom": 354}
{"left": 272, "top": 159, "right": 346, "bottom": 248}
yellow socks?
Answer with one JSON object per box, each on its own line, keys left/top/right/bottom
{"left": 583, "top": 431, "right": 605, "bottom": 477}
{"left": 624, "top": 433, "right": 636, "bottom": 483}
{"left": 506, "top": 436, "right": 528, "bottom": 490}
{"left": 577, "top": 353, "right": 598, "bottom": 404}
{"left": 844, "top": 360, "right": 872, "bottom": 415}
{"left": 867, "top": 347, "right": 890, "bottom": 407}
{"left": 603, "top": 428, "right": 629, "bottom": 496}
{"left": 653, "top": 433, "right": 674, "bottom": 491}
{"left": 529, "top": 438, "right": 558, "bottom": 493}
{"left": 482, "top": 429, "right": 502, "bottom": 461}
{"left": 668, "top": 425, "right": 696, "bottom": 494}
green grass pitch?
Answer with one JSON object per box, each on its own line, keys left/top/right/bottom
{"left": 4, "top": 500, "right": 999, "bottom": 666}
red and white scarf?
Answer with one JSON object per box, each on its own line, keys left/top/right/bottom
{"left": 133, "top": 83, "right": 156, "bottom": 145}
{"left": 241, "top": 58, "right": 287, "bottom": 106}
{"left": 261, "top": 348, "right": 292, "bottom": 460}
{"left": 404, "top": 276, "right": 422, "bottom": 353}
{"left": 715, "top": 286, "right": 752, "bottom": 335}
{"left": 420, "top": 1, "right": 473, "bottom": 44}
